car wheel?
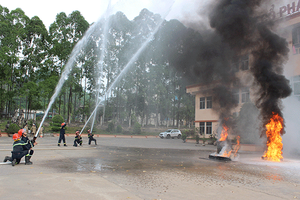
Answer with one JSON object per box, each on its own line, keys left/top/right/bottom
{"left": 177, "top": 135, "right": 181, "bottom": 139}
{"left": 166, "top": 134, "right": 170, "bottom": 139}
{"left": 160, "top": 137, "right": 164, "bottom": 139}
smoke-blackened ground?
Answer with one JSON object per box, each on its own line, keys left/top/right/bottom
{"left": 0, "top": 136, "right": 299, "bottom": 199}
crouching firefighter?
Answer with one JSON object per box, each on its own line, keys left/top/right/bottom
{"left": 20, "top": 128, "right": 37, "bottom": 165}
{"left": 88, "top": 129, "right": 97, "bottom": 145}
{"left": 3, "top": 132, "right": 33, "bottom": 166}
{"left": 73, "top": 131, "right": 82, "bottom": 147}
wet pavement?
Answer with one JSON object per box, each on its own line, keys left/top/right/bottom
{"left": 0, "top": 136, "right": 300, "bottom": 200}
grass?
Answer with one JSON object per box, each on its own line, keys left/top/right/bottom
{"left": 47, "top": 126, "right": 158, "bottom": 136}
{"left": 0, "top": 119, "right": 172, "bottom": 136}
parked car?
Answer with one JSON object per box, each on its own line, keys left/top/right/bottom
{"left": 159, "top": 129, "right": 182, "bottom": 139}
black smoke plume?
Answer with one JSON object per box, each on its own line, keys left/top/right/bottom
{"left": 208, "top": 0, "right": 291, "bottom": 135}
{"left": 177, "top": 0, "right": 292, "bottom": 137}
{"left": 251, "top": 25, "right": 292, "bottom": 136}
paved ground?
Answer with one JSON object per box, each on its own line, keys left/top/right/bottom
{"left": 0, "top": 135, "right": 300, "bottom": 200}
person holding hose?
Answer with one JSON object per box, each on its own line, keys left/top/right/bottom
{"left": 88, "top": 129, "right": 97, "bottom": 145}
{"left": 3, "top": 133, "right": 32, "bottom": 166}
{"left": 58, "top": 122, "right": 67, "bottom": 146}
{"left": 21, "top": 129, "right": 36, "bottom": 165}
{"left": 73, "top": 131, "right": 83, "bottom": 147}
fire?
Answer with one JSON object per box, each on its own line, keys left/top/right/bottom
{"left": 217, "top": 122, "right": 240, "bottom": 158}
{"left": 233, "top": 135, "right": 240, "bottom": 157}
{"left": 219, "top": 123, "right": 231, "bottom": 157}
{"left": 222, "top": 150, "right": 231, "bottom": 157}
{"left": 262, "top": 113, "right": 283, "bottom": 162}
{"left": 219, "top": 124, "right": 229, "bottom": 141}
{"left": 220, "top": 135, "right": 240, "bottom": 158}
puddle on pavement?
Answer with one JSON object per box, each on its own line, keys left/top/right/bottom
{"left": 41, "top": 146, "right": 299, "bottom": 185}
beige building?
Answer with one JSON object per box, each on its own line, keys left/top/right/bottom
{"left": 186, "top": 1, "right": 300, "bottom": 138}
{"left": 279, "top": 0, "right": 300, "bottom": 98}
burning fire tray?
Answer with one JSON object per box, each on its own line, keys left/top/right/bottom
{"left": 209, "top": 154, "right": 232, "bottom": 161}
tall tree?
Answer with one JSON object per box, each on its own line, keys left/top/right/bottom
{"left": 20, "top": 16, "right": 48, "bottom": 117}
{"left": 49, "top": 11, "right": 89, "bottom": 122}
{"left": 1, "top": 7, "right": 29, "bottom": 116}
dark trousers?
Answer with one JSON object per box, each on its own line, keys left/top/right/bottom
{"left": 88, "top": 137, "right": 97, "bottom": 145}
{"left": 11, "top": 149, "right": 33, "bottom": 163}
{"left": 73, "top": 139, "right": 82, "bottom": 147}
{"left": 58, "top": 134, "right": 66, "bottom": 144}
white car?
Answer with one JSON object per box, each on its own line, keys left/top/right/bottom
{"left": 159, "top": 129, "right": 182, "bottom": 139}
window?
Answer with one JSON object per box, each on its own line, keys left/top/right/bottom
{"left": 241, "top": 55, "right": 249, "bottom": 71}
{"left": 200, "top": 97, "right": 205, "bottom": 109}
{"left": 292, "top": 26, "right": 300, "bottom": 54}
{"left": 199, "top": 122, "right": 205, "bottom": 135}
{"left": 293, "top": 75, "right": 300, "bottom": 81}
{"left": 231, "top": 58, "right": 239, "bottom": 73}
{"left": 233, "top": 88, "right": 239, "bottom": 104}
{"left": 293, "top": 76, "right": 300, "bottom": 95}
{"left": 233, "top": 112, "right": 239, "bottom": 118}
{"left": 294, "top": 82, "right": 300, "bottom": 95}
{"left": 206, "top": 96, "right": 212, "bottom": 109}
{"left": 206, "top": 122, "right": 212, "bottom": 134}
{"left": 292, "top": 26, "right": 300, "bottom": 46}
{"left": 241, "top": 87, "right": 250, "bottom": 103}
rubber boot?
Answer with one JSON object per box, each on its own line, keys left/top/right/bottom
{"left": 3, "top": 156, "right": 11, "bottom": 162}
{"left": 25, "top": 156, "right": 33, "bottom": 165}
{"left": 12, "top": 159, "right": 16, "bottom": 166}
{"left": 58, "top": 143, "right": 60, "bottom": 146}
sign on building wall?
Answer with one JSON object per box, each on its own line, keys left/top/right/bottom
{"left": 271, "top": 1, "right": 300, "bottom": 19}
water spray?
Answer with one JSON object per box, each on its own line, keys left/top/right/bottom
{"left": 34, "top": 1, "right": 114, "bottom": 140}
{"left": 79, "top": 0, "right": 176, "bottom": 135}
{"left": 91, "top": 1, "right": 113, "bottom": 133}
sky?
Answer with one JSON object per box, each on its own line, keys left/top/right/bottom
{"left": 0, "top": 0, "right": 207, "bottom": 29}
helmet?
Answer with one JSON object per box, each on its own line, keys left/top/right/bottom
{"left": 18, "top": 129, "right": 24, "bottom": 136}
{"left": 13, "top": 133, "right": 20, "bottom": 140}
{"left": 61, "top": 122, "right": 65, "bottom": 126}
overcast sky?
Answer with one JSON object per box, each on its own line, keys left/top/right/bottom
{"left": 0, "top": 0, "right": 207, "bottom": 29}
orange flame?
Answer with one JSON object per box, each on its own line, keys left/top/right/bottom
{"left": 219, "top": 124, "right": 229, "bottom": 141}
{"left": 219, "top": 124, "right": 231, "bottom": 157}
{"left": 220, "top": 136, "right": 241, "bottom": 157}
{"left": 262, "top": 113, "right": 283, "bottom": 162}
{"left": 233, "top": 135, "right": 240, "bottom": 157}
{"left": 222, "top": 150, "right": 231, "bottom": 157}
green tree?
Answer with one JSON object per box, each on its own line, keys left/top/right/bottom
{"left": 51, "top": 114, "right": 64, "bottom": 132}
{"left": 0, "top": 6, "right": 13, "bottom": 114}
{"left": 0, "top": 7, "right": 28, "bottom": 115}
{"left": 49, "top": 11, "right": 89, "bottom": 122}
{"left": 49, "top": 12, "right": 73, "bottom": 116}
{"left": 133, "top": 122, "right": 141, "bottom": 134}
{"left": 7, "top": 123, "right": 20, "bottom": 136}
{"left": 107, "top": 121, "right": 115, "bottom": 132}
{"left": 116, "top": 125, "right": 122, "bottom": 133}
{"left": 21, "top": 16, "right": 48, "bottom": 118}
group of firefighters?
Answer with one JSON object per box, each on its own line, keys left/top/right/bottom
{"left": 3, "top": 122, "right": 97, "bottom": 166}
